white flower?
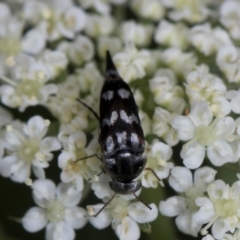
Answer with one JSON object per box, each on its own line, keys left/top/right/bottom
{"left": 97, "top": 36, "right": 122, "bottom": 59}
{"left": 226, "top": 89, "right": 240, "bottom": 114}
{"left": 120, "top": 21, "right": 154, "bottom": 47}
{"left": 0, "top": 5, "right": 45, "bottom": 72}
{"left": 193, "top": 180, "right": 240, "bottom": 239}
{"left": 149, "top": 68, "right": 186, "bottom": 114}
{"left": 161, "top": 0, "right": 210, "bottom": 23}
{"left": 113, "top": 45, "right": 151, "bottom": 83}
{"left": 171, "top": 101, "right": 239, "bottom": 169}
{"left": 23, "top": 0, "right": 86, "bottom": 41}
{"left": 130, "top": 0, "right": 165, "bottom": 21}
{"left": 22, "top": 179, "right": 88, "bottom": 240}
{"left": 152, "top": 107, "right": 179, "bottom": 146}
{"left": 58, "top": 35, "right": 94, "bottom": 66}
{"left": 220, "top": 0, "right": 240, "bottom": 40}
{"left": 0, "top": 116, "right": 61, "bottom": 182}
{"left": 89, "top": 194, "right": 158, "bottom": 240}
{"left": 45, "top": 73, "right": 90, "bottom": 136}
{"left": 159, "top": 166, "right": 216, "bottom": 237}
{"left": 161, "top": 48, "right": 197, "bottom": 77}
{"left": 58, "top": 131, "right": 101, "bottom": 190}
{"left": 0, "top": 57, "right": 58, "bottom": 111}
{"left": 139, "top": 141, "right": 173, "bottom": 188}
{"left": 84, "top": 14, "right": 115, "bottom": 38}
{"left": 154, "top": 20, "right": 189, "bottom": 49}
{"left": 189, "top": 23, "right": 232, "bottom": 56}
{"left": 216, "top": 45, "right": 240, "bottom": 83}
{"left": 75, "top": 61, "right": 104, "bottom": 94}
{"left": 40, "top": 49, "right": 68, "bottom": 79}
{"left": 185, "top": 65, "right": 231, "bottom": 117}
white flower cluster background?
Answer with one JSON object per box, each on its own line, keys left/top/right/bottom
{"left": 1, "top": 0, "right": 240, "bottom": 240}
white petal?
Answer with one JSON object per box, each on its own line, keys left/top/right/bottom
{"left": 175, "top": 211, "right": 201, "bottom": 237}
{"left": 112, "top": 217, "right": 140, "bottom": 240}
{"left": 64, "top": 207, "right": 88, "bottom": 229}
{"left": 194, "top": 167, "right": 217, "bottom": 190}
{"left": 5, "top": 129, "right": 23, "bottom": 150}
{"left": 22, "top": 207, "right": 47, "bottom": 232}
{"left": 152, "top": 142, "right": 173, "bottom": 160}
{"left": 0, "top": 3, "right": 10, "bottom": 20}
{"left": 11, "top": 161, "right": 30, "bottom": 183}
{"left": 91, "top": 174, "right": 113, "bottom": 200}
{"left": 0, "top": 106, "right": 12, "bottom": 127}
{"left": 190, "top": 101, "right": 213, "bottom": 126}
{"left": 40, "top": 137, "right": 61, "bottom": 152}
{"left": 75, "top": 175, "right": 84, "bottom": 191}
{"left": 128, "top": 202, "right": 158, "bottom": 223}
{"left": 24, "top": 116, "right": 48, "bottom": 139}
{"left": 88, "top": 205, "right": 112, "bottom": 229}
{"left": 0, "top": 155, "right": 18, "bottom": 177}
{"left": 159, "top": 196, "right": 187, "bottom": 217}
{"left": 181, "top": 141, "right": 205, "bottom": 169}
{"left": 169, "top": 167, "right": 193, "bottom": 192}
{"left": 212, "top": 219, "right": 228, "bottom": 239}
{"left": 212, "top": 117, "right": 235, "bottom": 137}
{"left": 58, "top": 151, "right": 74, "bottom": 169}
{"left": 32, "top": 179, "right": 56, "bottom": 208}
{"left": 57, "top": 182, "right": 81, "bottom": 207}
{"left": 207, "top": 180, "right": 226, "bottom": 201}
{"left": 46, "top": 222, "right": 75, "bottom": 240}
{"left": 192, "top": 197, "right": 215, "bottom": 224}
{"left": 32, "top": 165, "right": 45, "bottom": 179}
{"left": 225, "top": 90, "right": 239, "bottom": 100}
{"left": 207, "top": 140, "right": 233, "bottom": 166}
{"left": 171, "top": 116, "right": 195, "bottom": 141}
{"left": 21, "top": 28, "right": 46, "bottom": 55}
{"left": 230, "top": 96, "right": 240, "bottom": 113}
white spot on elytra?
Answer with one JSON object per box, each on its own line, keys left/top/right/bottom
{"left": 131, "top": 133, "right": 139, "bottom": 145}
{"left": 102, "top": 111, "right": 118, "bottom": 126}
{"left": 116, "top": 132, "right": 127, "bottom": 145}
{"left": 105, "top": 136, "right": 115, "bottom": 154}
{"left": 102, "top": 90, "right": 114, "bottom": 100}
{"left": 120, "top": 110, "right": 138, "bottom": 124}
{"left": 118, "top": 89, "right": 130, "bottom": 99}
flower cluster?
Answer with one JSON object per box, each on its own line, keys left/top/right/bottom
{"left": 0, "top": 1, "right": 240, "bottom": 240}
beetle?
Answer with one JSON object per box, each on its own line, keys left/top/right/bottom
{"left": 79, "top": 51, "right": 159, "bottom": 216}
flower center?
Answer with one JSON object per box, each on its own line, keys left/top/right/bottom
{"left": 215, "top": 199, "right": 239, "bottom": 218}
{"left": 18, "top": 139, "right": 39, "bottom": 163}
{"left": 16, "top": 79, "right": 44, "bottom": 98}
{"left": 0, "top": 38, "right": 21, "bottom": 57}
{"left": 46, "top": 200, "right": 65, "bottom": 223}
{"left": 194, "top": 125, "right": 216, "bottom": 146}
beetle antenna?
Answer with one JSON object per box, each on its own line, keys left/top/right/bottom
{"left": 75, "top": 154, "right": 102, "bottom": 162}
{"left": 77, "top": 99, "right": 100, "bottom": 122}
{"left": 133, "top": 193, "right": 152, "bottom": 210}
